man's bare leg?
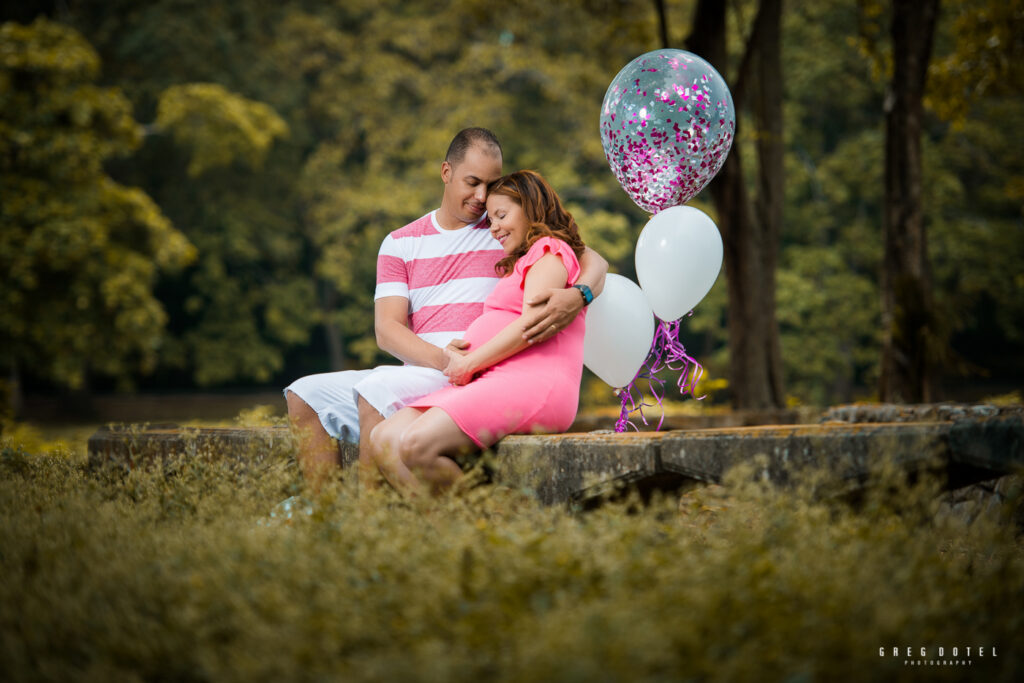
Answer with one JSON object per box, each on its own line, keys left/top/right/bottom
{"left": 285, "top": 390, "right": 338, "bottom": 492}
{"left": 357, "top": 394, "right": 387, "bottom": 490}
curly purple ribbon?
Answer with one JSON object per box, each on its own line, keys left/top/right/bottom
{"left": 614, "top": 316, "right": 705, "bottom": 432}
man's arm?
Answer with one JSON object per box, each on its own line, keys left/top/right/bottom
{"left": 375, "top": 296, "right": 448, "bottom": 370}
{"left": 577, "top": 245, "right": 609, "bottom": 296}
{"left": 521, "top": 245, "right": 609, "bottom": 344}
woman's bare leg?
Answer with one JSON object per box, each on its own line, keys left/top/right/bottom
{"left": 369, "top": 407, "right": 427, "bottom": 496}
{"left": 397, "top": 408, "right": 477, "bottom": 495}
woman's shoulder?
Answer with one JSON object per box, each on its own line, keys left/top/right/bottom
{"left": 516, "top": 236, "right": 581, "bottom": 282}
{"left": 525, "top": 235, "right": 576, "bottom": 258}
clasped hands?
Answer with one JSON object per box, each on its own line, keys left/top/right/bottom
{"left": 441, "top": 340, "right": 475, "bottom": 386}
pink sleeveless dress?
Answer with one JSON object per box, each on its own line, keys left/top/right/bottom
{"left": 408, "top": 237, "right": 586, "bottom": 447}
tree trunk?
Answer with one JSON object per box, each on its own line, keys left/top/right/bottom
{"left": 320, "top": 281, "right": 347, "bottom": 371}
{"left": 7, "top": 360, "right": 23, "bottom": 420}
{"left": 687, "top": 0, "right": 786, "bottom": 409}
{"left": 653, "top": 0, "right": 670, "bottom": 48}
{"left": 879, "top": 0, "right": 941, "bottom": 403}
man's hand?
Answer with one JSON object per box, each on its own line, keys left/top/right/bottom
{"left": 522, "top": 286, "right": 584, "bottom": 344}
{"left": 445, "top": 338, "right": 470, "bottom": 357}
{"left": 424, "top": 338, "right": 469, "bottom": 371}
{"left": 443, "top": 348, "right": 477, "bottom": 386}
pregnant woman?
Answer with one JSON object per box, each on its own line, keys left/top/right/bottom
{"left": 370, "top": 170, "right": 592, "bottom": 496}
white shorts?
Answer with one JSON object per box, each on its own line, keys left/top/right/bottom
{"left": 284, "top": 365, "right": 449, "bottom": 443}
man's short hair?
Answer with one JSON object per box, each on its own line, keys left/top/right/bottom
{"left": 445, "top": 127, "right": 502, "bottom": 166}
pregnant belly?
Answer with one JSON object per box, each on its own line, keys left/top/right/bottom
{"left": 463, "top": 310, "right": 517, "bottom": 350}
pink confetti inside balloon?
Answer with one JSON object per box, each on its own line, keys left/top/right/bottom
{"left": 600, "top": 49, "right": 735, "bottom": 213}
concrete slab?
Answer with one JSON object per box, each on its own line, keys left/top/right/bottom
{"left": 947, "top": 416, "right": 1023, "bottom": 472}
{"left": 658, "top": 422, "right": 951, "bottom": 491}
{"left": 87, "top": 424, "right": 295, "bottom": 470}
{"left": 85, "top": 408, "right": 1023, "bottom": 507}
{"left": 821, "top": 403, "right": 1021, "bottom": 424}
{"left": 87, "top": 424, "right": 359, "bottom": 471}
{"left": 494, "top": 431, "right": 671, "bottom": 505}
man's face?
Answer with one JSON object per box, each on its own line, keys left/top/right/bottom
{"left": 441, "top": 145, "right": 503, "bottom": 224}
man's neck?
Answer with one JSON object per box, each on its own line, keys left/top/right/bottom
{"left": 435, "top": 205, "right": 475, "bottom": 231}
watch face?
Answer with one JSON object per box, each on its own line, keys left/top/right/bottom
{"left": 576, "top": 284, "right": 593, "bottom": 304}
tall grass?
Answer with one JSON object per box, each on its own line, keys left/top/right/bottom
{"left": 1, "top": 429, "right": 1021, "bottom": 682}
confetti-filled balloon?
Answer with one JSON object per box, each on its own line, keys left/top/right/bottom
{"left": 600, "top": 49, "right": 735, "bottom": 213}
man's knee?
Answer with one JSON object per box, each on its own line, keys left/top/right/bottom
{"left": 368, "top": 420, "right": 386, "bottom": 452}
{"left": 286, "top": 390, "right": 332, "bottom": 449}
{"left": 286, "top": 390, "right": 314, "bottom": 420}
{"left": 357, "top": 394, "right": 384, "bottom": 425}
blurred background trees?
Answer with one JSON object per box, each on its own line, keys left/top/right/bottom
{"left": 686, "top": 0, "right": 787, "bottom": 410}
{"left": 0, "top": 18, "right": 196, "bottom": 411}
{"left": 2, "top": 0, "right": 1022, "bottom": 414}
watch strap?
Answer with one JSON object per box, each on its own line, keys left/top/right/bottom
{"left": 573, "top": 284, "right": 594, "bottom": 306}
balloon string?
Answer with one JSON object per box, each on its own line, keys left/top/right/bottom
{"left": 614, "top": 315, "right": 705, "bottom": 433}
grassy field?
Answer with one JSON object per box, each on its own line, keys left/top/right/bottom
{"left": 1, "top": 415, "right": 1022, "bottom": 682}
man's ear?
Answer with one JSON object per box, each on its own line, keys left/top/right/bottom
{"left": 441, "top": 160, "right": 452, "bottom": 184}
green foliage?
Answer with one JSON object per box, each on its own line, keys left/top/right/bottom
{"left": 928, "top": 0, "right": 1024, "bottom": 125}
{"left": 0, "top": 18, "right": 195, "bottom": 390}
{"left": 0, "top": 16, "right": 99, "bottom": 78}
{"left": 1, "top": 435, "right": 1022, "bottom": 680}
{"left": 774, "top": 1, "right": 1024, "bottom": 403}
{"left": 48, "top": 0, "right": 664, "bottom": 383}
{"left": 281, "top": 0, "right": 657, "bottom": 366}
{"left": 7, "top": 1, "right": 1023, "bottom": 403}
{"left": 155, "top": 83, "right": 289, "bottom": 176}
{"left": 778, "top": 247, "right": 881, "bottom": 405}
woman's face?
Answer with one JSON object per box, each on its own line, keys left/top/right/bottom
{"left": 487, "top": 193, "right": 529, "bottom": 255}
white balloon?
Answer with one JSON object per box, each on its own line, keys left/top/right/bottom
{"left": 583, "top": 274, "right": 655, "bottom": 388}
{"left": 635, "top": 205, "right": 723, "bottom": 321}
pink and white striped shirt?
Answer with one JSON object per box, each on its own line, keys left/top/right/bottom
{"left": 375, "top": 210, "right": 504, "bottom": 349}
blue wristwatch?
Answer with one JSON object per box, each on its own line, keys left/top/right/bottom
{"left": 573, "top": 284, "right": 594, "bottom": 306}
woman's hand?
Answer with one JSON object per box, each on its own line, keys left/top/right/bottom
{"left": 443, "top": 348, "right": 478, "bottom": 386}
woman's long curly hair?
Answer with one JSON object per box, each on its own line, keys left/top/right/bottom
{"left": 488, "top": 170, "right": 586, "bottom": 276}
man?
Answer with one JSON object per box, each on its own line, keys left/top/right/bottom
{"left": 285, "top": 128, "right": 607, "bottom": 489}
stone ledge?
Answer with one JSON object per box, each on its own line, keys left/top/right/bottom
{"left": 659, "top": 419, "right": 1023, "bottom": 496}
{"left": 86, "top": 412, "right": 1023, "bottom": 507}
{"left": 821, "top": 402, "right": 1023, "bottom": 424}
{"left": 659, "top": 422, "right": 948, "bottom": 491}
{"left": 568, "top": 407, "right": 821, "bottom": 432}
{"left": 493, "top": 431, "right": 670, "bottom": 506}
{"left": 87, "top": 424, "right": 298, "bottom": 470}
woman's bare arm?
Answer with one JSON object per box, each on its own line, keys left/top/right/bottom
{"left": 443, "top": 253, "right": 569, "bottom": 385}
